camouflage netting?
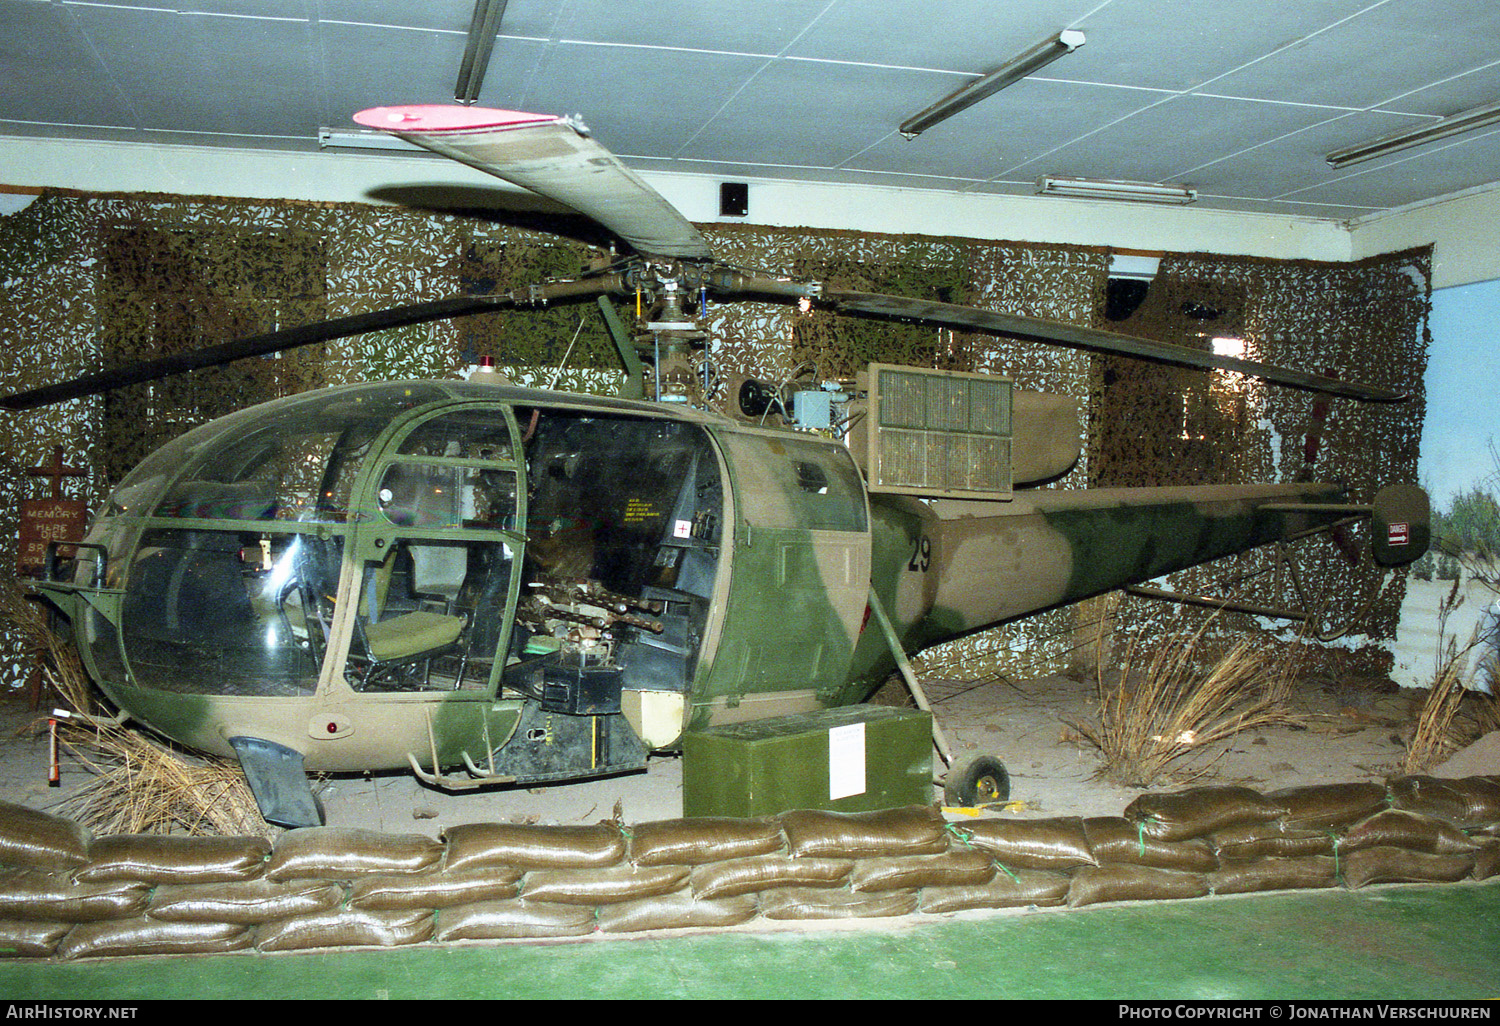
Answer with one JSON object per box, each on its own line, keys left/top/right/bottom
{"left": 0, "top": 189, "right": 1429, "bottom": 691}
{"left": 0, "top": 776, "right": 1494, "bottom": 959}
{"left": 1085, "top": 250, "right": 1431, "bottom": 683}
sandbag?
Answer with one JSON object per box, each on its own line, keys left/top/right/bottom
{"left": 759, "top": 886, "right": 919, "bottom": 921}
{"left": 432, "top": 898, "right": 597, "bottom": 942}
{"left": 0, "top": 867, "right": 149, "bottom": 922}
{"left": 1083, "top": 817, "right": 1219, "bottom": 871}
{"left": 690, "top": 854, "right": 851, "bottom": 900}
{"left": 350, "top": 869, "right": 523, "bottom": 911}
{"left": 1066, "top": 865, "right": 1210, "bottom": 908}
{"left": 55, "top": 918, "right": 253, "bottom": 960}
{"left": 266, "top": 827, "right": 443, "bottom": 880}
{"left": 0, "top": 919, "right": 70, "bottom": 958}
{"left": 254, "top": 907, "right": 434, "bottom": 952}
{"left": 1473, "top": 842, "right": 1500, "bottom": 881}
{"left": 1338, "top": 809, "right": 1478, "bottom": 855}
{"left": 918, "top": 869, "right": 1071, "bottom": 913}
{"left": 442, "top": 821, "right": 626, "bottom": 872}
{"left": 1340, "top": 846, "right": 1474, "bottom": 889}
{"left": 1387, "top": 775, "right": 1500, "bottom": 829}
{"left": 76, "top": 834, "right": 271, "bottom": 884}
{"left": 780, "top": 806, "right": 948, "bottom": 859}
{"left": 520, "top": 864, "right": 689, "bottom": 905}
{"left": 629, "top": 817, "right": 784, "bottom": 866}
{"left": 0, "top": 802, "right": 90, "bottom": 871}
{"left": 595, "top": 893, "right": 758, "bottom": 934}
{"left": 956, "top": 817, "right": 1096, "bottom": 870}
{"left": 1210, "top": 823, "right": 1337, "bottom": 861}
{"left": 1124, "top": 786, "right": 1286, "bottom": 842}
{"left": 1267, "top": 782, "right": 1389, "bottom": 830}
{"left": 849, "top": 850, "right": 996, "bottom": 892}
{"left": 146, "top": 878, "right": 345, "bottom": 924}
{"left": 1208, "top": 856, "right": 1338, "bottom": 895}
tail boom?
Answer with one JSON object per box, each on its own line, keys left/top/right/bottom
{"left": 912, "top": 481, "right": 1349, "bottom": 644}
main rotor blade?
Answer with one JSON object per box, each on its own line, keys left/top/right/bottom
{"left": 822, "top": 290, "right": 1405, "bottom": 403}
{"left": 0, "top": 270, "right": 625, "bottom": 412}
{"left": 354, "top": 105, "right": 714, "bottom": 262}
{"left": 0, "top": 296, "right": 510, "bottom": 411}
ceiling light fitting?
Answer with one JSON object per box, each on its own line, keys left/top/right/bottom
{"left": 1036, "top": 175, "right": 1197, "bottom": 205}
{"left": 455, "top": 0, "right": 509, "bottom": 105}
{"left": 318, "top": 129, "right": 425, "bottom": 152}
{"left": 1325, "top": 98, "right": 1500, "bottom": 169}
{"left": 900, "top": 29, "right": 1085, "bottom": 139}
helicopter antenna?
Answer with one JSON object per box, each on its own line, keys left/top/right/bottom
{"left": 547, "top": 316, "right": 588, "bottom": 391}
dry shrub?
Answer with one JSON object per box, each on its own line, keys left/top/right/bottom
{"left": 1075, "top": 621, "right": 1298, "bottom": 788}
{"left": 57, "top": 723, "right": 270, "bottom": 837}
{"left": 1402, "top": 661, "right": 1469, "bottom": 774}
{"left": 1401, "top": 575, "right": 1500, "bottom": 773}
{"left": 1469, "top": 663, "right": 1500, "bottom": 736}
{"left": 2, "top": 584, "right": 269, "bottom": 837}
{"left": 1402, "top": 654, "right": 1499, "bottom": 774}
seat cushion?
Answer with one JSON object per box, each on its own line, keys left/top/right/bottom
{"left": 365, "top": 611, "right": 464, "bottom": 663}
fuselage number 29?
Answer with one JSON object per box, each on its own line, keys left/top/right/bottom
{"left": 908, "top": 534, "right": 932, "bottom": 572}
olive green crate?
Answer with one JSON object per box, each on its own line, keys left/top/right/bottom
{"left": 681, "top": 705, "right": 934, "bottom": 818}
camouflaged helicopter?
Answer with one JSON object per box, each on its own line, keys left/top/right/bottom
{"left": 5, "top": 105, "right": 1430, "bottom": 828}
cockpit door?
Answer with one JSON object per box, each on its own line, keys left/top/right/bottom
{"left": 335, "top": 404, "right": 526, "bottom": 696}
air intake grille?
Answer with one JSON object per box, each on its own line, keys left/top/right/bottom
{"left": 869, "top": 365, "right": 1013, "bottom": 498}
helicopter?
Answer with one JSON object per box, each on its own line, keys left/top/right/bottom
{"left": 5, "top": 104, "right": 1430, "bottom": 829}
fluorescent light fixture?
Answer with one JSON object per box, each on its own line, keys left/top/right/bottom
{"left": 1326, "top": 99, "right": 1500, "bottom": 169}
{"left": 455, "top": 0, "right": 509, "bottom": 104}
{"left": 318, "top": 129, "right": 426, "bottom": 152}
{"left": 1211, "top": 337, "right": 1246, "bottom": 359}
{"left": 900, "top": 30, "right": 1085, "bottom": 139}
{"left": 1109, "top": 253, "right": 1161, "bottom": 280}
{"left": 1037, "top": 175, "right": 1198, "bottom": 205}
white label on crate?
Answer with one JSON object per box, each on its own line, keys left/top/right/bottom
{"left": 828, "top": 722, "right": 866, "bottom": 800}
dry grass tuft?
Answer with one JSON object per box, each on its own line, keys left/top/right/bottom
{"left": 57, "top": 726, "right": 270, "bottom": 837}
{"left": 1074, "top": 621, "right": 1299, "bottom": 788}
{"left": 2, "top": 584, "right": 269, "bottom": 837}
{"left": 1400, "top": 575, "right": 1499, "bottom": 774}
{"left": 1401, "top": 658, "right": 1469, "bottom": 774}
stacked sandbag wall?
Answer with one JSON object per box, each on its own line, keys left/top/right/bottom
{"left": 0, "top": 775, "right": 1496, "bottom": 960}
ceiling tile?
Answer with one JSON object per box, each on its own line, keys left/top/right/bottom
{"left": 550, "top": 0, "right": 824, "bottom": 55}
{"left": 1280, "top": 127, "right": 1500, "bottom": 208}
{"left": 0, "top": 1, "right": 134, "bottom": 127}
{"left": 520, "top": 41, "right": 768, "bottom": 156}
{"left": 1, "top": 0, "right": 1496, "bottom": 219}
{"left": 676, "top": 57, "right": 953, "bottom": 167}
{"left": 1058, "top": 0, "right": 1395, "bottom": 92}
{"left": 995, "top": 93, "right": 1343, "bottom": 188}
{"left": 845, "top": 78, "right": 1165, "bottom": 181}
{"left": 1206, "top": 0, "right": 1500, "bottom": 110}
{"left": 781, "top": 0, "right": 1100, "bottom": 71}
{"left": 72, "top": 6, "right": 320, "bottom": 137}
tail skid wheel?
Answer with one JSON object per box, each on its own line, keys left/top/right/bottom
{"left": 943, "top": 754, "right": 1010, "bottom": 808}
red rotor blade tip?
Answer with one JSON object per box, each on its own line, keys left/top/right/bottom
{"left": 353, "top": 105, "right": 559, "bottom": 134}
